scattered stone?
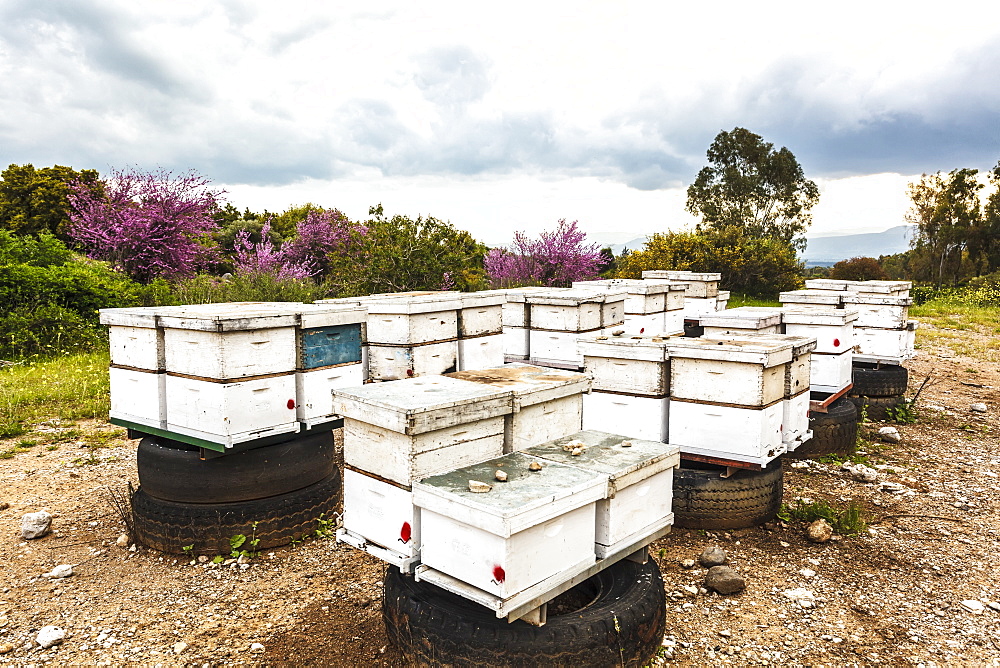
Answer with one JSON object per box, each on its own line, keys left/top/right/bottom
{"left": 237, "top": 554, "right": 250, "bottom": 565}
{"left": 704, "top": 566, "right": 745, "bottom": 595}
{"left": 36, "top": 626, "right": 65, "bottom": 648}
{"left": 987, "top": 602, "right": 1000, "bottom": 613}
{"left": 799, "top": 568, "right": 816, "bottom": 578}
{"left": 173, "top": 641, "right": 188, "bottom": 654}
{"left": 680, "top": 559, "right": 696, "bottom": 569}
{"left": 878, "top": 426, "right": 902, "bottom": 443}
{"left": 528, "top": 462, "right": 543, "bottom": 472}
{"left": 0, "top": 501, "right": 9, "bottom": 511}
{"left": 0, "top": 644, "right": 13, "bottom": 655}
{"left": 960, "top": 600, "right": 985, "bottom": 614}
{"left": 468, "top": 480, "right": 493, "bottom": 493}
{"left": 197, "top": 555, "right": 209, "bottom": 563}
{"left": 881, "top": 481, "right": 907, "bottom": 494}
{"left": 250, "top": 642, "right": 265, "bottom": 652}
{"left": 699, "top": 546, "right": 728, "bottom": 567}
{"left": 683, "top": 584, "right": 699, "bottom": 596}
{"left": 494, "top": 470, "right": 508, "bottom": 482}
{"left": 21, "top": 511, "right": 52, "bottom": 539}
{"left": 612, "top": 329, "right": 625, "bottom": 336}
{"left": 619, "top": 440, "right": 633, "bottom": 448}
{"left": 806, "top": 519, "right": 833, "bottom": 543}
{"left": 571, "top": 447, "right": 584, "bottom": 456}
{"left": 782, "top": 588, "right": 816, "bottom": 609}
{"left": 789, "top": 461, "right": 810, "bottom": 469}
{"left": 561, "top": 440, "right": 586, "bottom": 453}
{"left": 970, "top": 403, "right": 988, "bottom": 413}
{"left": 847, "top": 464, "right": 879, "bottom": 483}
{"left": 116, "top": 534, "right": 129, "bottom": 548}
{"left": 41, "top": 564, "right": 73, "bottom": 579}
{"left": 719, "top": 629, "right": 732, "bottom": 637}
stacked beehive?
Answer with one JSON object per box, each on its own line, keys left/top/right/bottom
{"left": 664, "top": 337, "right": 793, "bottom": 466}
{"left": 572, "top": 279, "right": 686, "bottom": 336}
{"left": 333, "top": 375, "right": 514, "bottom": 569}
{"left": 779, "top": 306, "right": 858, "bottom": 395}
{"left": 577, "top": 336, "right": 670, "bottom": 442}
{"left": 522, "top": 288, "right": 626, "bottom": 369}
{"left": 102, "top": 302, "right": 366, "bottom": 447}
{"left": 699, "top": 307, "right": 783, "bottom": 338}
{"left": 640, "top": 270, "right": 727, "bottom": 315}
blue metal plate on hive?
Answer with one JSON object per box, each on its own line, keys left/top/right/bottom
{"left": 299, "top": 324, "right": 362, "bottom": 369}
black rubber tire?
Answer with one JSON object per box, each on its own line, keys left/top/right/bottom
{"left": 383, "top": 558, "right": 666, "bottom": 667}
{"left": 789, "top": 396, "right": 858, "bottom": 459}
{"left": 672, "top": 459, "right": 783, "bottom": 530}
{"left": 137, "top": 432, "right": 335, "bottom": 504}
{"left": 131, "top": 470, "right": 341, "bottom": 554}
{"left": 851, "top": 363, "right": 908, "bottom": 398}
{"left": 849, "top": 394, "right": 906, "bottom": 422}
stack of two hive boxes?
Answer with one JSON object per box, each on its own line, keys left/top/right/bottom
{"left": 578, "top": 334, "right": 799, "bottom": 467}
{"left": 640, "top": 270, "right": 730, "bottom": 316}
{"left": 334, "top": 366, "right": 679, "bottom": 615}
{"left": 319, "top": 292, "right": 507, "bottom": 381}
{"left": 102, "top": 302, "right": 367, "bottom": 448}
{"left": 573, "top": 278, "right": 687, "bottom": 337}
{"left": 803, "top": 279, "right": 917, "bottom": 364}
{"left": 778, "top": 290, "right": 860, "bottom": 395}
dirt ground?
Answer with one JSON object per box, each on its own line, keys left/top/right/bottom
{"left": 2, "top": 322, "right": 1000, "bottom": 667}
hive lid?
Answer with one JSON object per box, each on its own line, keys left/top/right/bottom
{"left": 641, "top": 270, "right": 721, "bottom": 282}
{"left": 703, "top": 333, "right": 817, "bottom": 356}
{"left": 412, "top": 452, "right": 608, "bottom": 537}
{"left": 854, "top": 280, "right": 912, "bottom": 295}
{"left": 841, "top": 294, "right": 913, "bottom": 307}
{"left": 99, "top": 304, "right": 203, "bottom": 328}
{"left": 778, "top": 289, "right": 847, "bottom": 306}
{"left": 781, "top": 307, "right": 859, "bottom": 326}
{"left": 355, "top": 292, "right": 465, "bottom": 314}
{"left": 296, "top": 303, "right": 367, "bottom": 329}
{"left": 664, "top": 336, "right": 793, "bottom": 366}
{"left": 577, "top": 334, "right": 671, "bottom": 362}
{"left": 331, "top": 375, "right": 512, "bottom": 434}
{"left": 458, "top": 293, "right": 507, "bottom": 308}
{"left": 571, "top": 279, "right": 676, "bottom": 295}
{"left": 699, "top": 307, "right": 784, "bottom": 328}
{"left": 154, "top": 302, "right": 309, "bottom": 331}
{"left": 524, "top": 288, "right": 627, "bottom": 306}
{"left": 474, "top": 286, "right": 551, "bottom": 304}
{"left": 445, "top": 363, "right": 591, "bottom": 406}
{"left": 521, "top": 430, "right": 680, "bottom": 487}
{"left": 803, "top": 279, "right": 860, "bottom": 292}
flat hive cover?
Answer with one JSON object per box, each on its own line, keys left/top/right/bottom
{"left": 446, "top": 364, "right": 590, "bottom": 399}
{"left": 521, "top": 430, "right": 679, "bottom": 480}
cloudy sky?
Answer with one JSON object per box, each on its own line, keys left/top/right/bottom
{"left": 2, "top": 1, "right": 998, "bottom": 247}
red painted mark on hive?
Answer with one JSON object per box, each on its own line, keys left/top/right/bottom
{"left": 400, "top": 522, "right": 411, "bottom": 543}
{"left": 492, "top": 565, "right": 505, "bottom": 583}
{"left": 640, "top": 327, "right": 645, "bottom": 333}
{"left": 833, "top": 338, "right": 841, "bottom": 347}
{"left": 406, "top": 369, "right": 414, "bottom": 377}
{"left": 286, "top": 399, "right": 295, "bottom": 409}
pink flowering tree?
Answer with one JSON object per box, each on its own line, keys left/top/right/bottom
{"left": 485, "top": 219, "right": 603, "bottom": 288}
{"left": 279, "top": 208, "right": 356, "bottom": 277}
{"left": 68, "top": 168, "right": 222, "bottom": 283}
{"left": 232, "top": 219, "right": 316, "bottom": 280}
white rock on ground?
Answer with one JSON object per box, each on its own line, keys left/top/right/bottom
{"left": 878, "top": 426, "right": 902, "bottom": 443}
{"left": 783, "top": 588, "right": 817, "bottom": 609}
{"left": 961, "top": 600, "right": 985, "bottom": 614}
{"left": 41, "top": 564, "right": 74, "bottom": 579}
{"left": 36, "top": 626, "right": 65, "bottom": 648}
{"left": 21, "top": 511, "right": 52, "bottom": 539}
{"left": 970, "top": 403, "right": 988, "bottom": 413}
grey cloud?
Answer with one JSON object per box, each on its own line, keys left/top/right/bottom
{"left": 413, "top": 46, "right": 493, "bottom": 109}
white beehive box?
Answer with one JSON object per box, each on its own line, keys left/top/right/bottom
{"left": 477, "top": 287, "right": 551, "bottom": 328}
{"left": 502, "top": 327, "right": 530, "bottom": 360}
{"left": 804, "top": 279, "right": 859, "bottom": 292}
{"left": 528, "top": 329, "right": 590, "bottom": 367}
{"left": 333, "top": 376, "right": 512, "bottom": 485}
{"left": 413, "top": 452, "right": 607, "bottom": 599}
{"left": 341, "top": 467, "right": 420, "bottom": 565}
{"left": 458, "top": 334, "right": 505, "bottom": 370}
{"left": 641, "top": 271, "right": 721, "bottom": 298}
{"left": 579, "top": 336, "right": 670, "bottom": 397}
{"left": 525, "top": 289, "right": 626, "bottom": 332}
{"left": 108, "top": 366, "right": 166, "bottom": 429}
{"left": 522, "top": 430, "right": 680, "bottom": 557}
{"left": 366, "top": 341, "right": 458, "bottom": 381}
{"left": 809, "top": 350, "right": 853, "bottom": 394}
{"left": 361, "top": 293, "right": 463, "bottom": 346}
{"left": 855, "top": 280, "right": 911, "bottom": 297}
{"left": 573, "top": 279, "right": 674, "bottom": 315}
{"left": 700, "top": 307, "right": 783, "bottom": 337}
{"left": 668, "top": 399, "right": 785, "bottom": 465}
{"left": 447, "top": 364, "right": 590, "bottom": 453}
{"left": 716, "top": 290, "right": 731, "bottom": 310}
{"left": 582, "top": 392, "right": 669, "bottom": 442}
{"left": 781, "top": 308, "right": 858, "bottom": 355}
{"left": 164, "top": 373, "right": 299, "bottom": 446}
{"left": 295, "top": 362, "right": 365, "bottom": 427}
{"left": 459, "top": 294, "right": 505, "bottom": 337}
{"left": 783, "top": 390, "right": 812, "bottom": 448}
{"left": 841, "top": 294, "right": 912, "bottom": 329}
{"left": 778, "top": 289, "right": 848, "bottom": 310}
{"left": 854, "top": 322, "right": 918, "bottom": 363}
{"left": 666, "top": 338, "right": 792, "bottom": 407}
{"left": 682, "top": 296, "right": 721, "bottom": 316}
{"left": 622, "top": 312, "right": 668, "bottom": 336}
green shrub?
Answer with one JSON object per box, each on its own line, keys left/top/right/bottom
{"left": 0, "top": 304, "right": 106, "bottom": 359}
{"left": 171, "top": 273, "right": 325, "bottom": 304}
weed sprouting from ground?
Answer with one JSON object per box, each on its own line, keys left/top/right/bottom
{"left": 779, "top": 499, "right": 868, "bottom": 535}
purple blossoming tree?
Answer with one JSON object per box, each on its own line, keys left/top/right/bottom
{"left": 232, "top": 219, "right": 316, "bottom": 280}
{"left": 279, "top": 208, "right": 356, "bottom": 277}
{"left": 485, "top": 219, "right": 603, "bottom": 288}
{"left": 68, "top": 167, "right": 222, "bottom": 283}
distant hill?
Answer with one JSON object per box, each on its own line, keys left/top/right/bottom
{"left": 607, "top": 237, "right": 649, "bottom": 255}
{"left": 802, "top": 225, "right": 915, "bottom": 264}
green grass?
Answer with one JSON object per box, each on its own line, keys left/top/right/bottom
{"left": 911, "top": 299, "right": 1000, "bottom": 362}
{"left": 779, "top": 499, "right": 868, "bottom": 535}
{"left": 726, "top": 293, "right": 782, "bottom": 308}
{"left": 0, "top": 350, "right": 110, "bottom": 439}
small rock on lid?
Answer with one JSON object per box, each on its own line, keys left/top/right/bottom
{"left": 468, "top": 480, "right": 493, "bottom": 493}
